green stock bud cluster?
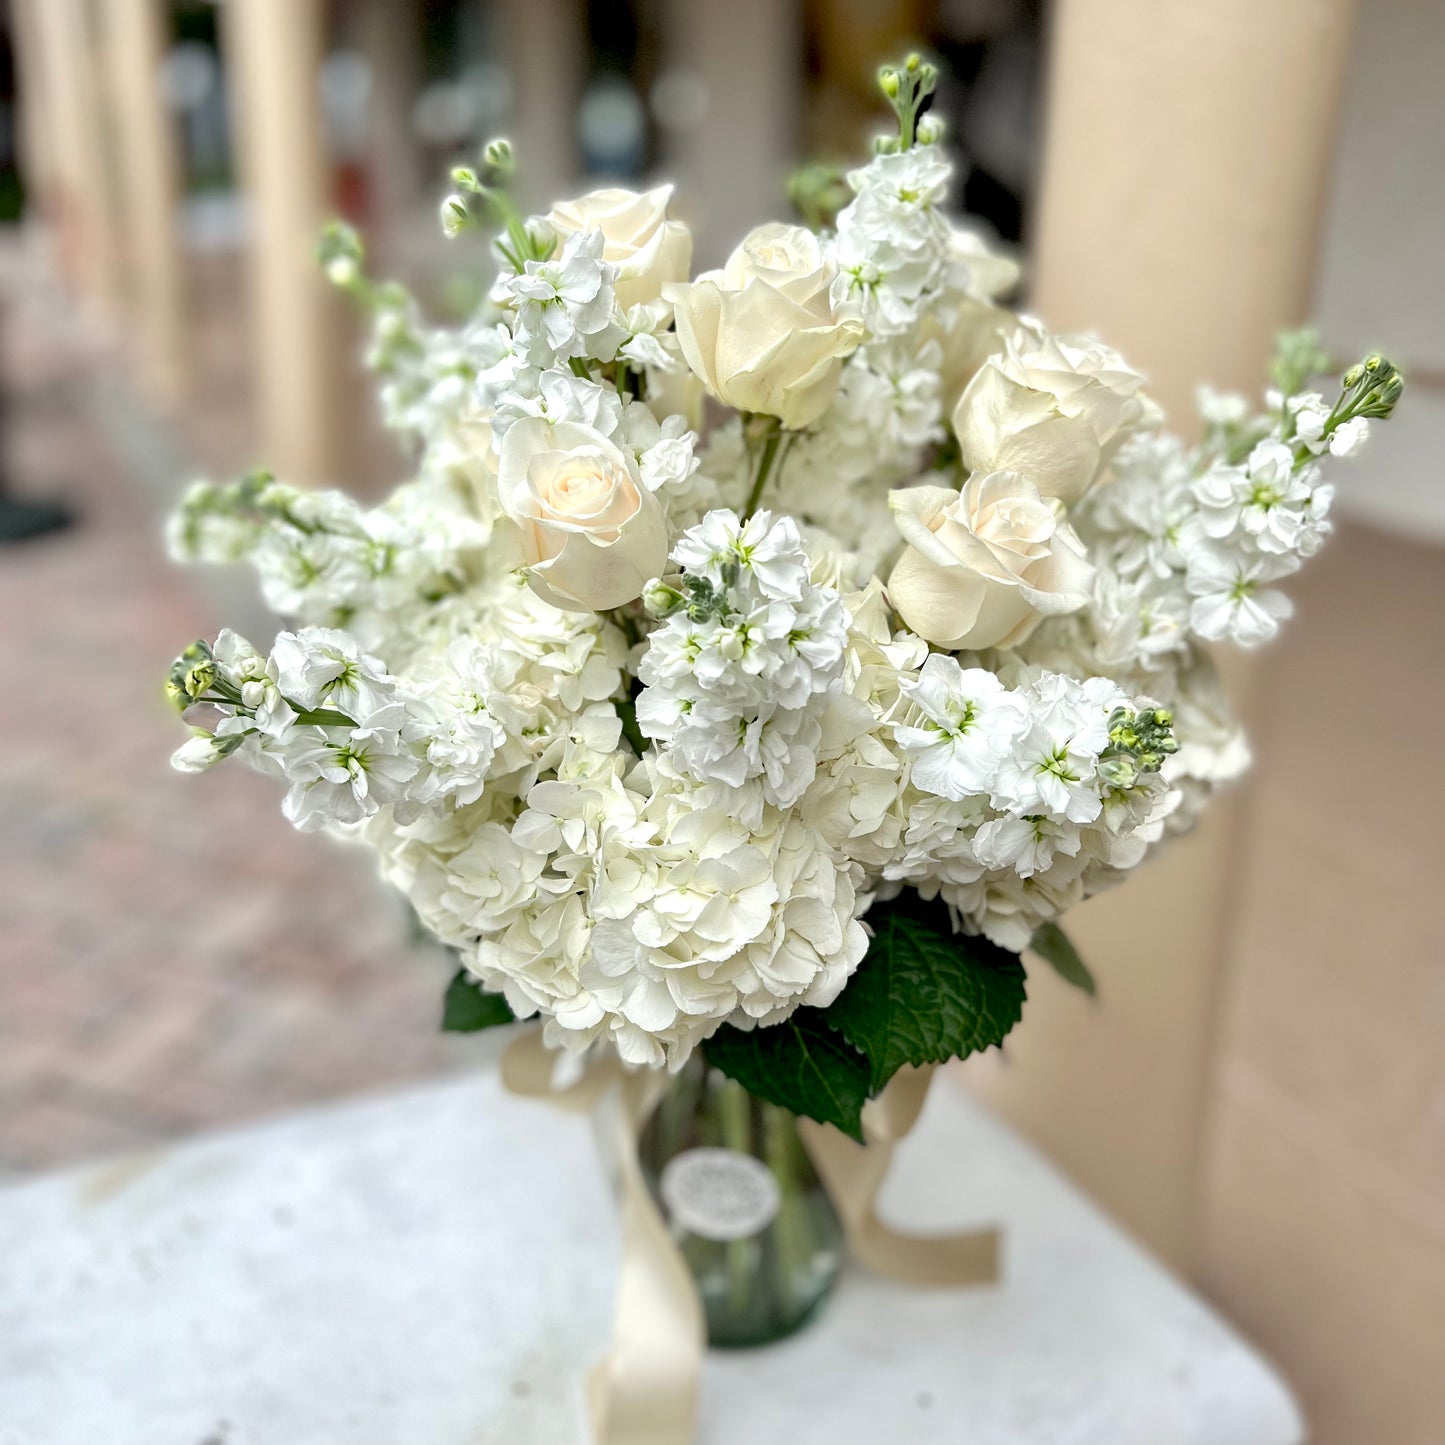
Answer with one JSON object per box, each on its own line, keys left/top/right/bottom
{"left": 1336, "top": 354, "right": 1404, "bottom": 423}
{"left": 447, "top": 138, "right": 554, "bottom": 269}
{"left": 876, "top": 52, "right": 939, "bottom": 152}
{"left": 166, "top": 639, "right": 219, "bottom": 712}
{"left": 643, "top": 573, "right": 734, "bottom": 624}
{"left": 1098, "top": 705, "right": 1178, "bottom": 789}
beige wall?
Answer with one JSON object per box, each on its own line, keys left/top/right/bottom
{"left": 966, "top": 0, "right": 1360, "bottom": 1270}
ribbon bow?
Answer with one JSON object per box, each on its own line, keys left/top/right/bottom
{"left": 502, "top": 1029, "right": 998, "bottom": 1445}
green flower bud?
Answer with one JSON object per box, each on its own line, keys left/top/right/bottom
{"left": 440, "top": 194, "right": 471, "bottom": 239}
{"left": 316, "top": 220, "right": 365, "bottom": 290}
{"left": 483, "top": 137, "right": 515, "bottom": 174}
{"left": 643, "top": 580, "right": 685, "bottom": 618}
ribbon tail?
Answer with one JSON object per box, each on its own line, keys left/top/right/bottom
{"left": 501, "top": 1031, "right": 703, "bottom": 1445}
{"left": 800, "top": 1065, "right": 1000, "bottom": 1288}
{"left": 587, "top": 1071, "right": 705, "bottom": 1445}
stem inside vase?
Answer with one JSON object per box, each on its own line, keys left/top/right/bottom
{"left": 638, "top": 1054, "right": 845, "bottom": 1348}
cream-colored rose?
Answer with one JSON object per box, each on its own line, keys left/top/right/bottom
{"left": 546, "top": 186, "right": 692, "bottom": 312}
{"left": 917, "top": 298, "right": 1014, "bottom": 415}
{"left": 497, "top": 418, "right": 668, "bottom": 612}
{"left": 663, "top": 223, "right": 865, "bottom": 430}
{"left": 886, "top": 473, "right": 1093, "bottom": 650}
{"left": 952, "top": 321, "right": 1155, "bottom": 503}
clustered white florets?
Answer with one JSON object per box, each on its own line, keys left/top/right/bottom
{"left": 165, "top": 118, "right": 1395, "bottom": 1071}
{"left": 637, "top": 510, "right": 849, "bottom": 815}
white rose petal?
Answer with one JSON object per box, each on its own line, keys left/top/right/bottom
{"left": 497, "top": 418, "right": 668, "bottom": 611}
{"left": 886, "top": 474, "right": 1093, "bottom": 650}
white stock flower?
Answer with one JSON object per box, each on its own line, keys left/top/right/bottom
{"left": 1185, "top": 545, "right": 1297, "bottom": 646}
{"left": 496, "top": 230, "right": 624, "bottom": 367}
{"left": 665, "top": 224, "right": 864, "bottom": 429}
{"left": 497, "top": 418, "right": 668, "bottom": 611}
{"left": 973, "top": 814, "right": 1082, "bottom": 878}
{"left": 831, "top": 146, "right": 952, "bottom": 337}
{"left": 887, "top": 475, "right": 1093, "bottom": 651}
{"left": 270, "top": 628, "right": 403, "bottom": 724}
{"left": 638, "top": 510, "right": 848, "bottom": 809}
{"left": 1195, "top": 441, "right": 1332, "bottom": 558}
{"left": 171, "top": 732, "right": 227, "bottom": 773}
{"left": 894, "top": 654, "right": 1026, "bottom": 800}
{"left": 279, "top": 723, "right": 422, "bottom": 832}
{"left": 992, "top": 673, "right": 1123, "bottom": 824}
{"left": 545, "top": 186, "right": 692, "bottom": 311}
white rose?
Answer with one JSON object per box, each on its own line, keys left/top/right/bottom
{"left": 918, "top": 297, "right": 1014, "bottom": 414}
{"left": 664, "top": 223, "right": 865, "bottom": 430}
{"left": 497, "top": 418, "right": 668, "bottom": 612}
{"left": 953, "top": 321, "right": 1155, "bottom": 503}
{"left": 886, "top": 473, "right": 1093, "bottom": 650}
{"left": 546, "top": 185, "right": 693, "bottom": 312}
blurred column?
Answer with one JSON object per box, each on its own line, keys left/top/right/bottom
{"left": 657, "top": 0, "right": 801, "bottom": 263}
{"left": 965, "top": 0, "right": 1360, "bottom": 1271}
{"left": 355, "top": 0, "right": 424, "bottom": 236}
{"left": 221, "top": 0, "right": 345, "bottom": 485}
{"left": 21, "top": 0, "right": 124, "bottom": 322}
{"left": 1029, "top": 0, "right": 1360, "bottom": 421}
{"left": 498, "top": 0, "right": 582, "bottom": 213}
{"left": 103, "top": 0, "right": 187, "bottom": 408}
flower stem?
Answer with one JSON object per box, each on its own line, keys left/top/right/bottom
{"left": 715, "top": 1072, "right": 756, "bottom": 1322}
{"left": 742, "top": 420, "right": 791, "bottom": 519}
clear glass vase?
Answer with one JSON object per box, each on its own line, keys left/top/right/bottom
{"left": 638, "top": 1053, "right": 845, "bottom": 1348}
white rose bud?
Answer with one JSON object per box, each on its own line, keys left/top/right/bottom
{"left": 886, "top": 474, "right": 1093, "bottom": 650}
{"left": 546, "top": 185, "right": 693, "bottom": 312}
{"left": 498, "top": 418, "right": 668, "bottom": 612}
{"left": 664, "top": 223, "right": 865, "bottom": 430}
{"left": 952, "top": 321, "right": 1156, "bottom": 503}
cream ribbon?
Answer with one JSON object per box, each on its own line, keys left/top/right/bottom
{"left": 799, "top": 1064, "right": 1000, "bottom": 1287}
{"left": 501, "top": 1030, "right": 999, "bottom": 1445}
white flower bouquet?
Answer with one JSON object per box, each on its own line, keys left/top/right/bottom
{"left": 166, "top": 56, "right": 1401, "bottom": 1148}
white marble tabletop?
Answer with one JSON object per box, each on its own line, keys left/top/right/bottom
{"left": 0, "top": 1050, "right": 1302, "bottom": 1445}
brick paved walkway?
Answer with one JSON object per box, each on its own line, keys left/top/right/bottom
{"left": 0, "top": 255, "right": 474, "bottom": 1177}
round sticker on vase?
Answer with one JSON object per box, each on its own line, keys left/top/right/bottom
{"left": 659, "top": 1148, "right": 782, "bottom": 1241}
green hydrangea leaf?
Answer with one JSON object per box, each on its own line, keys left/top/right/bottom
{"left": 704, "top": 1013, "right": 871, "bottom": 1143}
{"left": 441, "top": 969, "right": 517, "bottom": 1033}
{"left": 1029, "top": 921, "right": 1096, "bottom": 996}
{"left": 825, "top": 892, "right": 1027, "bottom": 1093}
